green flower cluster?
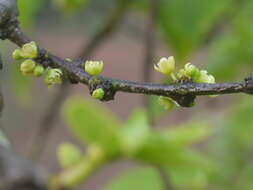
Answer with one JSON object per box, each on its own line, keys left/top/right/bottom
{"left": 154, "top": 56, "right": 215, "bottom": 84}
{"left": 12, "top": 42, "right": 63, "bottom": 88}
{"left": 154, "top": 56, "right": 217, "bottom": 109}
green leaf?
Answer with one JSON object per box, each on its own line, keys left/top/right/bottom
{"left": 128, "top": 121, "right": 212, "bottom": 166}
{"left": 63, "top": 96, "right": 121, "bottom": 155}
{"left": 168, "top": 165, "right": 210, "bottom": 190}
{"left": 103, "top": 167, "right": 164, "bottom": 190}
{"left": 157, "top": 0, "right": 230, "bottom": 59}
{"left": 120, "top": 109, "right": 150, "bottom": 156}
{"left": 133, "top": 131, "right": 209, "bottom": 166}
{"left": 160, "top": 122, "right": 212, "bottom": 147}
{"left": 57, "top": 142, "right": 82, "bottom": 169}
{"left": 236, "top": 164, "right": 253, "bottom": 190}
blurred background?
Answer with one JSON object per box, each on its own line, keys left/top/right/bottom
{"left": 1, "top": 0, "right": 253, "bottom": 189}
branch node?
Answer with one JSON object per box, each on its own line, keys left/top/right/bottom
{"left": 88, "top": 78, "right": 116, "bottom": 101}
{"left": 244, "top": 73, "right": 253, "bottom": 94}
{"left": 171, "top": 94, "right": 196, "bottom": 107}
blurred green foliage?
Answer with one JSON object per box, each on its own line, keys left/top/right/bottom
{"left": 208, "top": 0, "right": 253, "bottom": 80}
{"left": 157, "top": 0, "right": 231, "bottom": 60}
{"left": 207, "top": 98, "right": 253, "bottom": 190}
{"left": 5, "top": 0, "right": 253, "bottom": 189}
{"left": 52, "top": 0, "right": 90, "bottom": 13}
{"left": 63, "top": 97, "right": 121, "bottom": 157}
{"left": 17, "top": 0, "right": 44, "bottom": 28}
{"left": 103, "top": 167, "right": 164, "bottom": 190}
{"left": 57, "top": 142, "right": 82, "bottom": 169}
{"left": 62, "top": 96, "right": 213, "bottom": 188}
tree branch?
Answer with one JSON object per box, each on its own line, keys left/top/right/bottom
{"left": 0, "top": 0, "right": 253, "bottom": 108}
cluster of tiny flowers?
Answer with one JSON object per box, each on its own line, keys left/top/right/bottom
{"left": 154, "top": 56, "right": 215, "bottom": 84}
{"left": 154, "top": 56, "right": 216, "bottom": 109}
{"left": 12, "top": 42, "right": 63, "bottom": 88}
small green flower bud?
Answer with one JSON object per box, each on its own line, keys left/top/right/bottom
{"left": 92, "top": 88, "right": 105, "bottom": 100}
{"left": 44, "top": 68, "right": 63, "bottom": 87}
{"left": 87, "top": 145, "right": 104, "bottom": 161}
{"left": 12, "top": 49, "right": 23, "bottom": 60}
{"left": 22, "top": 41, "right": 38, "bottom": 59}
{"left": 84, "top": 60, "right": 104, "bottom": 76}
{"left": 184, "top": 63, "right": 200, "bottom": 80}
{"left": 158, "top": 96, "right": 178, "bottom": 110}
{"left": 177, "top": 68, "right": 187, "bottom": 79}
{"left": 58, "top": 143, "right": 82, "bottom": 169}
{"left": 20, "top": 59, "right": 36, "bottom": 75}
{"left": 206, "top": 75, "right": 215, "bottom": 84}
{"left": 154, "top": 56, "right": 175, "bottom": 76}
{"left": 198, "top": 70, "right": 215, "bottom": 84}
{"left": 198, "top": 70, "right": 208, "bottom": 83}
{"left": 65, "top": 58, "right": 72, "bottom": 62}
{"left": 33, "top": 65, "right": 45, "bottom": 77}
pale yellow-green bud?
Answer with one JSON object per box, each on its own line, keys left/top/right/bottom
{"left": 44, "top": 68, "right": 63, "bottom": 87}
{"left": 206, "top": 75, "right": 215, "bottom": 84}
{"left": 20, "top": 59, "right": 36, "bottom": 75}
{"left": 177, "top": 68, "right": 187, "bottom": 79}
{"left": 65, "top": 58, "right": 72, "bottom": 62}
{"left": 154, "top": 56, "right": 175, "bottom": 76}
{"left": 198, "top": 70, "right": 215, "bottom": 84}
{"left": 184, "top": 63, "right": 200, "bottom": 80}
{"left": 92, "top": 88, "right": 105, "bottom": 100}
{"left": 84, "top": 60, "right": 104, "bottom": 76}
{"left": 12, "top": 49, "right": 23, "bottom": 60}
{"left": 57, "top": 143, "right": 82, "bottom": 169}
{"left": 87, "top": 144, "right": 104, "bottom": 162}
{"left": 22, "top": 41, "right": 38, "bottom": 59}
{"left": 198, "top": 70, "right": 208, "bottom": 83}
{"left": 33, "top": 65, "right": 45, "bottom": 77}
{"left": 158, "top": 96, "right": 177, "bottom": 110}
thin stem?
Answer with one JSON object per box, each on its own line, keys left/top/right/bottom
{"left": 170, "top": 73, "right": 177, "bottom": 82}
